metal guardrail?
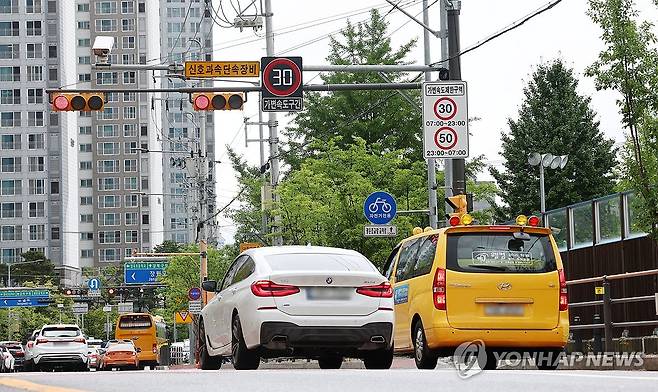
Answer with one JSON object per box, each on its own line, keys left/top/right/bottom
{"left": 567, "top": 269, "right": 658, "bottom": 350}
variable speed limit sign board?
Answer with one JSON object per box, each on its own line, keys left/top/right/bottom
{"left": 261, "top": 56, "right": 303, "bottom": 112}
{"left": 422, "top": 81, "right": 469, "bottom": 159}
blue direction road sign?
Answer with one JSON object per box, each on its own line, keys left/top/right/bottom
{"left": 0, "top": 288, "right": 50, "bottom": 308}
{"left": 124, "top": 261, "right": 168, "bottom": 285}
{"left": 88, "top": 277, "right": 101, "bottom": 290}
{"left": 364, "top": 191, "right": 397, "bottom": 225}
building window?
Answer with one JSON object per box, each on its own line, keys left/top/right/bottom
{"left": 123, "top": 106, "right": 136, "bottom": 119}
{"left": 97, "top": 160, "right": 120, "bottom": 173}
{"left": 98, "top": 230, "right": 121, "bottom": 244}
{"left": 79, "top": 126, "right": 92, "bottom": 135}
{"left": 125, "top": 230, "right": 138, "bottom": 243}
{"left": 98, "top": 177, "right": 120, "bottom": 191}
{"left": 124, "top": 141, "right": 138, "bottom": 154}
{"left": 98, "top": 142, "right": 120, "bottom": 155}
{"left": 80, "top": 214, "right": 93, "bottom": 223}
{"left": 121, "top": 18, "right": 135, "bottom": 31}
{"left": 98, "top": 107, "right": 119, "bottom": 120}
{"left": 79, "top": 161, "right": 92, "bottom": 170}
{"left": 95, "top": 1, "right": 117, "bottom": 14}
{"left": 99, "top": 212, "right": 120, "bottom": 226}
{"left": 0, "top": 66, "right": 19, "bottom": 81}
{"left": 25, "top": 0, "right": 41, "bottom": 13}
{"left": 28, "top": 156, "right": 44, "bottom": 172}
{"left": 97, "top": 124, "right": 119, "bottom": 138}
{"left": 125, "top": 194, "right": 138, "bottom": 208}
{"left": 27, "top": 112, "right": 44, "bottom": 127}
{"left": 78, "top": 73, "right": 91, "bottom": 82}
{"left": 78, "top": 39, "right": 90, "bottom": 47}
{"left": 0, "top": 89, "right": 20, "bottom": 105}
{"left": 28, "top": 202, "right": 44, "bottom": 217}
{"left": 25, "top": 20, "right": 41, "bottom": 36}
{"left": 0, "top": 44, "right": 18, "bottom": 59}
{"left": 0, "top": 225, "right": 22, "bottom": 241}
{"left": 81, "top": 249, "right": 93, "bottom": 258}
{"left": 122, "top": 36, "right": 135, "bottom": 49}
{"left": 96, "top": 72, "right": 118, "bottom": 85}
{"left": 122, "top": 71, "right": 136, "bottom": 84}
{"left": 125, "top": 212, "right": 138, "bottom": 225}
{"left": 124, "top": 177, "right": 138, "bottom": 190}
{"left": 77, "top": 3, "right": 89, "bottom": 12}
{"left": 0, "top": 0, "right": 18, "bottom": 13}
{"left": 121, "top": 1, "right": 134, "bottom": 13}
{"left": 26, "top": 43, "right": 42, "bottom": 58}
{"left": 50, "top": 226, "right": 59, "bottom": 240}
{"left": 77, "top": 56, "right": 91, "bottom": 64}
{"left": 27, "top": 88, "right": 43, "bottom": 104}
{"left": 1, "top": 157, "right": 20, "bottom": 173}
{"left": 27, "top": 65, "right": 42, "bottom": 81}
{"left": 99, "top": 195, "right": 120, "bottom": 208}
{"left": 50, "top": 181, "right": 59, "bottom": 195}
{"left": 28, "top": 179, "right": 44, "bottom": 195}
{"left": 0, "top": 202, "right": 21, "bottom": 218}
{"left": 29, "top": 224, "right": 45, "bottom": 240}
{"left": 80, "top": 179, "right": 92, "bottom": 188}
{"left": 124, "top": 159, "right": 137, "bottom": 172}
{"left": 80, "top": 232, "right": 93, "bottom": 241}
{"left": 123, "top": 124, "right": 137, "bottom": 137}
{"left": 0, "top": 179, "right": 21, "bottom": 196}
{"left": 95, "top": 19, "right": 117, "bottom": 32}
{"left": 79, "top": 143, "right": 92, "bottom": 152}
{"left": 48, "top": 45, "right": 57, "bottom": 58}
{"left": 48, "top": 68, "right": 57, "bottom": 81}
{"left": 80, "top": 196, "right": 92, "bottom": 206}
{"left": 77, "top": 21, "right": 89, "bottom": 29}
{"left": 0, "top": 112, "right": 20, "bottom": 127}
{"left": 1, "top": 134, "right": 20, "bottom": 149}
{"left": 0, "top": 21, "right": 19, "bottom": 36}
{"left": 99, "top": 248, "right": 121, "bottom": 262}
{"left": 28, "top": 134, "right": 44, "bottom": 149}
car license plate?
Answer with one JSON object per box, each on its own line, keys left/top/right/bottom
{"left": 484, "top": 304, "right": 524, "bottom": 316}
{"left": 306, "top": 287, "right": 351, "bottom": 301}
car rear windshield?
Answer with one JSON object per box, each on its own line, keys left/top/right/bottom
{"left": 265, "top": 253, "right": 377, "bottom": 272}
{"left": 118, "top": 315, "right": 152, "bottom": 329}
{"left": 446, "top": 232, "right": 557, "bottom": 273}
{"left": 42, "top": 327, "right": 81, "bottom": 337}
{"left": 109, "top": 344, "right": 134, "bottom": 352}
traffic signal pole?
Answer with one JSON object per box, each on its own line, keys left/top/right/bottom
{"left": 447, "top": 1, "right": 466, "bottom": 196}
{"left": 423, "top": 0, "right": 439, "bottom": 229}
{"left": 264, "top": 0, "right": 283, "bottom": 246}
{"left": 199, "top": 111, "right": 209, "bottom": 304}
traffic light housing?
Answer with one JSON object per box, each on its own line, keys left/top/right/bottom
{"left": 51, "top": 93, "right": 105, "bottom": 112}
{"left": 64, "top": 288, "right": 88, "bottom": 296}
{"left": 446, "top": 194, "right": 468, "bottom": 216}
{"left": 192, "top": 93, "right": 244, "bottom": 111}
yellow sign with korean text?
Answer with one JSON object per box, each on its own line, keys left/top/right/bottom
{"left": 185, "top": 61, "right": 260, "bottom": 78}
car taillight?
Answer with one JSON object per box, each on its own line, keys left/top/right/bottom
{"left": 251, "top": 280, "right": 300, "bottom": 297}
{"left": 153, "top": 343, "right": 157, "bottom": 354}
{"left": 558, "top": 268, "right": 568, "bottom": 311}
{"left": 36, "top": 338, "right": 48, "bottom": 345}
{"left": 74, "top": 337, "right": 86, "bottom": 344}
{"left": 432, "top": 268, "right": 446, "bottom": 310}
{"left": 15, "top": 351, "right": 24, "bottom": 357}
{"left": 356, "top": 282, "right": 393, "bottom": 298}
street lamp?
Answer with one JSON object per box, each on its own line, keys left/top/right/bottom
{"left": 527, "top": 153, "right": 569, "bottom": 214}
{"left": 6, "top": 259, "right": 44, "bottom": 288}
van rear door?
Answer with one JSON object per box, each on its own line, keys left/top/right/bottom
{"left": 444, "top": 230, "right": 560, "bottom": 330}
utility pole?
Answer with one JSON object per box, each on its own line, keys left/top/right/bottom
{"left": 447, "top": 0, "right": 466, "bottom": 195}
{"left": 264, "top": 0, "right": 283, "bottom": 246}
{"left": 423, "top": 0, "right": 438, "bottom": 229}
{"left": 258, "top": 92, "right": 268, "bottom": 237}
{"left": 198, "top": 111, "right": 208, "bottom": 301}
{"left": 440, "top": 0, "right": 452, "bottom": 221}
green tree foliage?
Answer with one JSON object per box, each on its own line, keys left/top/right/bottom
{"left": 153, "top": 240, "right": 183, "bottom": 254}
{"left": 273, "top": 138, "right": 437, "bottom": 268}
{"left": 586, "top": 0, "right": 658, "bottom": 236}
{"left": 158, "top": 244, "right": 235, "bottom": 326}
{"left": 490, "top": 59, "right": 617, "bottom": 218}
{"left": 0, "top": 251, "right": 58, "bottom": 287}
{"left": 284, "top": 9, "right": 421, "bottom": 166}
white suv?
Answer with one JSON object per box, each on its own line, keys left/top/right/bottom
{"left": 199, "top": 246, "right": 394, "bottom": 370}
{"left": 31, "top": 324, "right": 88, "bottom": 371}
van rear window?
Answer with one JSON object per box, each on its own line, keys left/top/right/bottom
{"left": 118, "top": 315, "right": 152, "bottom": 329}
{"left": 446, "top": 232, "right": 557, "bottom": 273}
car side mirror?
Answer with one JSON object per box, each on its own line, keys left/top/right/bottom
{"left": 202, "top": 280, "right": 217, "bottom": 292}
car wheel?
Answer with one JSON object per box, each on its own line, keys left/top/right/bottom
{"left": 318, "top": 354, "right": 343, "bottom": 369}
{"left": 363, "top": 346, "right": 394, "bottom": 369}
{"left": 412, "top": 320, "right": 438, "bottom": 369}
{"left": 231, "top": 314, "right": 260, "bottom": 370}
{"left": 199, "top": 319, "right": 222, "bottom": 370}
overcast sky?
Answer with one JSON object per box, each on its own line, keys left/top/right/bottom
{"left": 208, "top": 0, "right": 658, "bottom": 243}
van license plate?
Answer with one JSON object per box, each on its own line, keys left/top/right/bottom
{"left": 485, "top": 304, "right": 524, "bottom": 316}
{"left": 306, "top": 288, "right": 350, "bottom": 301}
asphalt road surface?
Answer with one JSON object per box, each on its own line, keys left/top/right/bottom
{"left": 1, "top": 363, "right": 657, "bottom": 392}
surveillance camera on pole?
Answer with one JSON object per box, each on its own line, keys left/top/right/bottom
{"left": 92, "top": 36, "right": 114, "bottom": 65}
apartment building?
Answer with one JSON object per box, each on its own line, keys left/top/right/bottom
{"left": 160, "top": 0, "right": 217, "bottom": 245}
{"left": 0, "top": 0, "right": 80, "bottom": 285}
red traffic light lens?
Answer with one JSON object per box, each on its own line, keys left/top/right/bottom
{"left": 528, "top": 215, "right": 540, "bottom": 227}
{"left": 53, "top": 95, "right": 69, "bottom": 110}
{"left": 194, "top": 95, "right": 210, "bottom": 110}
{"left": 449, "top": 216, "right": 461, "bottom": 226}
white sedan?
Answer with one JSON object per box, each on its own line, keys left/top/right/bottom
{"left": 0, "top": 346, "right": 14, "bottom": 373}
{"left": 199, "top": 246, "right": 394, "bottom": 370}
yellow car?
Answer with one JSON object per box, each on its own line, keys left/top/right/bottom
{"left": 384, "top": 215, "right": 569, "bottom": 370}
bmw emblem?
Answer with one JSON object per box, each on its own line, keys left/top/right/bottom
{"left": 326, "top": 277, "right": 333, "bottom": 284}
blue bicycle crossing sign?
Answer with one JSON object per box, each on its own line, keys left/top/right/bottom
{"left": 364, "top": 191, "right": 397, "bottom": 225}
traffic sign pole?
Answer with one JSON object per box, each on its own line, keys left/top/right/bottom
{"left": 423, "top": 0, "right": 438, "bottom": 229}
{"left": 447, "top": 0, "right": 466, "bottom": 196}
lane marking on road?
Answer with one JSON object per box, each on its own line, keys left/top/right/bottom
{"left": 0, "top": 378, "right": 89, "bottom": 392}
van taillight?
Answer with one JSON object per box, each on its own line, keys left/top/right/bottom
{"left": 152, "top": 343, "right": 157, "bottom": 354}
{"left": 74, "top": 337, "right": 86, "bottom": 344}
{"left": 558, "top": 269, "right": 568, "bottom": 311}
{"left": 36, "top": 338, "right": 48, "bottom": 345}
{"left": 432, "top": 268, "right": 446, "bottom": 310}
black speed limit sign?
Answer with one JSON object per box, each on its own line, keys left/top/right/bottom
{"left": 261, "top": 56, "right": 303, "bottom": 112}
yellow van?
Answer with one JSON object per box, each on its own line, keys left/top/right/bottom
{"left": 383, "top": 217, "right": 569, "bottom": 370}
